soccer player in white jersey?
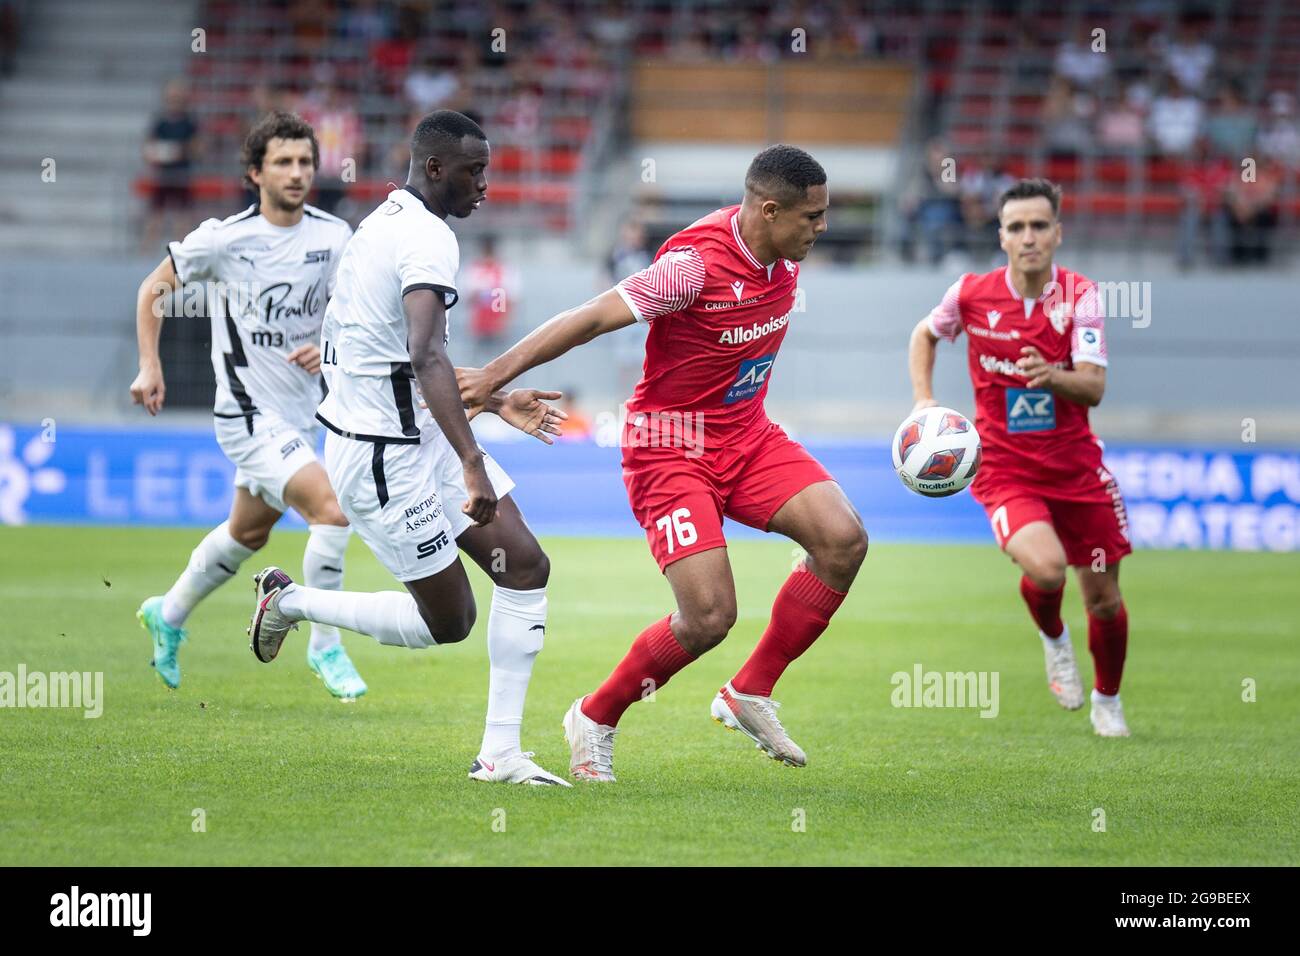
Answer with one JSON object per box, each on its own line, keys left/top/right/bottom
{"left": 246, "top": 110, "right": 572, "bottom": 787}
{"left": 131, "top": 112, "right": 367, "bottom": 700}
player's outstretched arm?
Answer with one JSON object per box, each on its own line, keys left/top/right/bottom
{"left": 130, "top": 255, "right": 182, "bottom": 415}
{"left": 457, "top": 288, "right": 636, "bottom": 412}
{"left": 406, "top": 288, "right": 497, "bottom": 525}
{"left": 908, "top": 317, "right": 941, "bottom": 413}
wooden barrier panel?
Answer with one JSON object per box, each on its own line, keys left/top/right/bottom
{"left": 631, "top": 61, "right": 913, "bottom": 144}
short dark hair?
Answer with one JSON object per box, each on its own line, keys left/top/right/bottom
{"left": 745, "top": 144, "right": 827, "bottom": 204}
{"left": 241, "top": 111, "right": 318, "bottom": 190}
{"left": 411, "top": 109, "right": 487, "bottom": 161}
{"left": 998, "top": 178, "right": 1062, "bottom": 218}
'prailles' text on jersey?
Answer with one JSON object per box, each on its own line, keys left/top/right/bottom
{"left": 616, "top": 205, "right": 799, "bottom": 444}
{"left": 927, "top": 264, "right": 1112, "bottom": 502}
{"left": 317, "top": 186, "right": 459, "bottom": 444}
{"left": 169, "top": 204, "right": 352, "bottom": 433}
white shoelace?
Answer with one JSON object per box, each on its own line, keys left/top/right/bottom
{"left": 585, "top": 728, "right": 616, "bottom": 774}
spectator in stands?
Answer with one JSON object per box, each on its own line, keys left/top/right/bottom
{"left": 404, "top": 51, "right": 466, "bottom": 112}
{"left": 1205, "top": 81, "right": 1257, "bottom": 160}
{"left": 464, "top": 235, "right": 519, "bottom": 366}
{"left": 1054, "top": 22, "right": 1110, "bottom": 90}
{"left": 337, "top": 0, "right": 391, "bottom": 42}
{"left": 0, "top": 0, "right": 20, "bottom": 77}
{"left": 1042, "top": 76, "right": 1096, "bottom": 158}
{"left": 1223, "top": 157, "right": 1281, "bottom": 265}
{"left": 141, "top": 80, "right": 200, "bottom": 253}
{"left": 607, "top": 215, "right": 652, "bottom": 394}
{"left": 556, "top": 387, "right": 594, "bottom": 441}
{"left": 899, "top": 139, "right": 963, "bottom": 265}
{"left": 959, "top": 153, "right": 1014, "bottom": 264}
{"left": 297, "top": 78, "right": 363, "bottom": 215}
{"left": 1160, "top": 18, "right": 1215, "bottom": 95}
{"left": 1177, "top": 137, "right": 1232, "bottom": 269}
{"left": 1259, "top": 91, "right": 1300, "bottom": 171}
{"left": 1097, "top": 84, "right": 1149, "bottom": 151}
{"left": 1149, "top": 77, "right": 1204, "bottom": 156}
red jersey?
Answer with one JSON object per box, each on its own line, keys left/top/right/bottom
{"left": 927, "top": 264, "right": 1112, "bottom": 503}
{"left": 615, "top": 205, "right": 799, "bottom": 445}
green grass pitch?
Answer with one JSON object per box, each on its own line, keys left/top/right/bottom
{"left": 1, "top": 526, "right": 1296, "bottom": 866}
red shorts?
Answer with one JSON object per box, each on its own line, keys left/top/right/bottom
{"left": 623, "top": 419, "right": 834, "bottom": 571}
{"left": 981, "top": 480, "right": 1132, "bottom": 567}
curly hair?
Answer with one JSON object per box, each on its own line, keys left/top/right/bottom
{"left": 744, "top": 144, "right": 827, "bottom": 204}
{"left": 240, "top": 111, "right": 319, "bottom": 190}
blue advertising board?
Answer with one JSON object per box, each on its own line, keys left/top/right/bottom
{"left": 1, "top": 422, "right": 1297, "bottom": 551}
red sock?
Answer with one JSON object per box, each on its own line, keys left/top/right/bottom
{"left": 731, "top": 566, "right": 847, "bottom": 697}
{"left": 583, "top": 615, "right": 694, "bottom": 727}
{"left": 1088, "top": 603, "right": 1128, "bottom": 696}
{"left": 1020, "top": 575, "right": 1065, "bottom": 638}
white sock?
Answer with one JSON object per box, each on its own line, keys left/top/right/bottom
{"left": 161, "top": 521, "right": 256, "bottom": 627}
{"left": 1040, "top": 623, "right": 1070, "bottom": 646}
{"left": 277, "top": 585, "right": 434, "bottom": 649}
{"left": 303, "top": 524, "right": 350, "bottom": 653}
{"left": 480, "top": 586, "right": 547, "bottom": 758}
{"left": 1092, "top": 688, "right": 1119, "bottom": 704}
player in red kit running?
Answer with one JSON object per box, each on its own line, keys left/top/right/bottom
{"left": 458, "top": 146, "right": 868, "bottom": 780}
{"left": 908, "top": 178, "right": 1132, "bottom": 737}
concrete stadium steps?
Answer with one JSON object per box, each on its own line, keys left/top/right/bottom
{"left": 0, "top": 0, "right": 200, "bottom": 253}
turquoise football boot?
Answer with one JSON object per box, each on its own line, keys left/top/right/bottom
{"left": 307, "top": 643, "right": 368, "bottom": 700}
{"left": 137, "top": 595, "right": 186, "bottom": 689}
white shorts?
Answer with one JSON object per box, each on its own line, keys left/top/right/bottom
{"left": 324, "top": 430, "right": 515, "bottom": 581}
{"left": 214, "top": 410, "right": 321, "bottom": 514}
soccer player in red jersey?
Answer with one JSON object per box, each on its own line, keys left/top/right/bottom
{"left": 458, "top": 146, "right": 868, "bottom": 780}
{"left": 908, "top": 178, "right": 1132, "bottom": 737}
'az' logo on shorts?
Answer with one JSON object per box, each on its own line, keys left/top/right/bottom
{"left": 416, "top": 531, "right": 450, "bottom": 559}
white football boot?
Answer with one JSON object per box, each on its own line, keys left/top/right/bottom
{"left": 1089, "top": 689, "right": 1131, "bottom": 737}
{"left": 710, "top": 682, "right": 807, "bottom": 767}
{"left": 248, "top": 567, "right": 300, "bottom": 663}
{"left": 562, "top": 697, "right": 617, "bottom": 782}
{"left": 1041, "top": 625, "right": 1085, "bottom": 710}
{"left": 468, "top": 751, "right": 572, "bottom": 787}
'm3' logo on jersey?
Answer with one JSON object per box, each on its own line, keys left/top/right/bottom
{"left": 724, "top": 353, "right": 775, "bottom": 405}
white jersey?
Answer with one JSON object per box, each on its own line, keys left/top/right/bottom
{"left": 168, "top": 204, "right": 353, "bottom": 433}
{"left": 317, "top": 186, "right": 460, "bottom": 444}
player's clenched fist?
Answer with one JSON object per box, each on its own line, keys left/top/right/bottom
{"left": 286, "top": 344, "right": 322, "bottom": 374}
{"left": 461, "top": 455, "right": 498, "bottom": 526}
{"left": 456, "top": 366, "right": 495, "bottom": 413}
{"left": 130, "top": 364, "right": 166, "bottom": 415}
{"left": 1016, "top": 346, "right": 1057, "bottom": 389}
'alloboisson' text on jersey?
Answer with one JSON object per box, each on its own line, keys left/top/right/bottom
{"left": 616, "top": 205, "right": 799, "bottom": 443}
{"left": 927, "top": 264, "right": 1112, "bottom": 502}
{"left": 168, "top": 203, "right": 352, "bottom": 433}
{"left": 317, "top": 187, "right": 459, "bottom": 444}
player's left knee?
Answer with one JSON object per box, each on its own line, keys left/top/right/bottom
{"left": 1086, "top": 593, "right": 1124, "bottom": 620}
{"left": 496, "top": 546, "right": 550, "bottom": 590}
{"left": 810, "top": 521, "right": 868, "bottom": 576}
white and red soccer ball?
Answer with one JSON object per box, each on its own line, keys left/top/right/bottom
{"left": 891, "top": 406, "right": 982, "bottom": 497}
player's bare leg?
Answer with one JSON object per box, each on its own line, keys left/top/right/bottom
{"left": 280, "top": 463, "right": 366, "bottom": 699}
{"left": 1005, "top": 521, "right": 1084, "bottom": 710}
{"left": 456, "top": 495, "right": 569, "bottom": 786}
{"left": 568, "top": 548, "right": 732, "bottom": 781}
{"left": 719, "top": 481, "right": 866, "bottom": 767}
{"left": 138, "top": 487, "right": 280, "bottom": 688}
{"left": 1076, "top": 560, "right": 1130, "bottom": 736}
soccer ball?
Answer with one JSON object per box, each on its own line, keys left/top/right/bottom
{"left": 891, "top": 406, "right": 982, "bottom": 498}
